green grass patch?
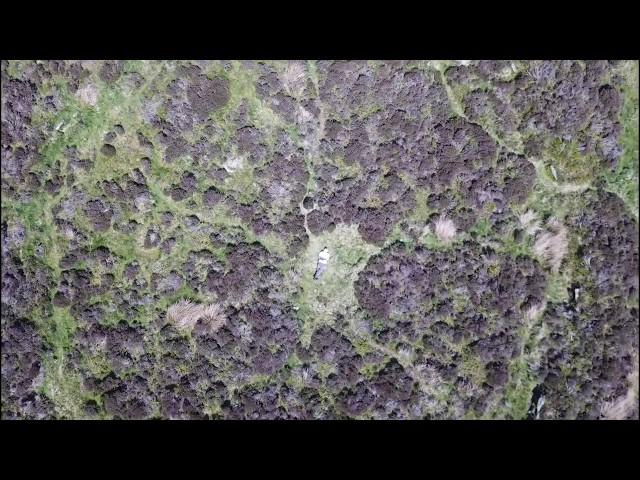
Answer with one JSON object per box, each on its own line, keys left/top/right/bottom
{"left": 545, "top": 270, "right": 570, "bottom": 304}
{"left": 605, "top": 60, "right": 639, "bottom": 219}
{"left": 2, "top": 192, "right": 67, "bottom": 280}
{"left": 294, "top": 224, "right": 380, "bottom": 347}
{"left": 501, "top": 357, "right": 536, "bottom": 420}
{"left": 543, "top": 137, "right": 601, "bottom": 185}
{"left": 34, "top": 307, "right": 90, "bottom": 419}
{"left": 458, "top": 348, "right": 487, "bottom": 386}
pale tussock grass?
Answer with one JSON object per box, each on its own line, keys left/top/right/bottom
{"left": 533, "top": 217, "right": 568, "bottom": 273}
{"left": 434, "top": 216, "right": 457, "bottom": 243}
{"left": 167, "top": 300, "right": 227, "bottom": 335}
{"left": 519, "top": 210, "right": 542, "bottom": 236}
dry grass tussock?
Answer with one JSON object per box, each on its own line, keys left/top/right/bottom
{"left": 415, "top": 363, "right": 444, "bottom": 391}
{"left": 523, "top": 302, "right": 547, "bottom": 325}
{"left": 533, "top": 217, "right": 568, "bottom": 272}
{"left": 281, "top": 62, "right": 307, "bottom": 98}
{"left": 167, "top": 300, "right": 226, "bottom": 334}
{"left": 519, "top": 210, "right": 542, "bottom": 236}
{"left": 434, "top": 216, "right": 457, "bottom": 243}
{"left": 76, "top": 83, "right": 99, "bottom": 106}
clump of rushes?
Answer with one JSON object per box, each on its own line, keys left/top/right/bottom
{"left": 167, "top": 300, "right": 227, "bottom": 335}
